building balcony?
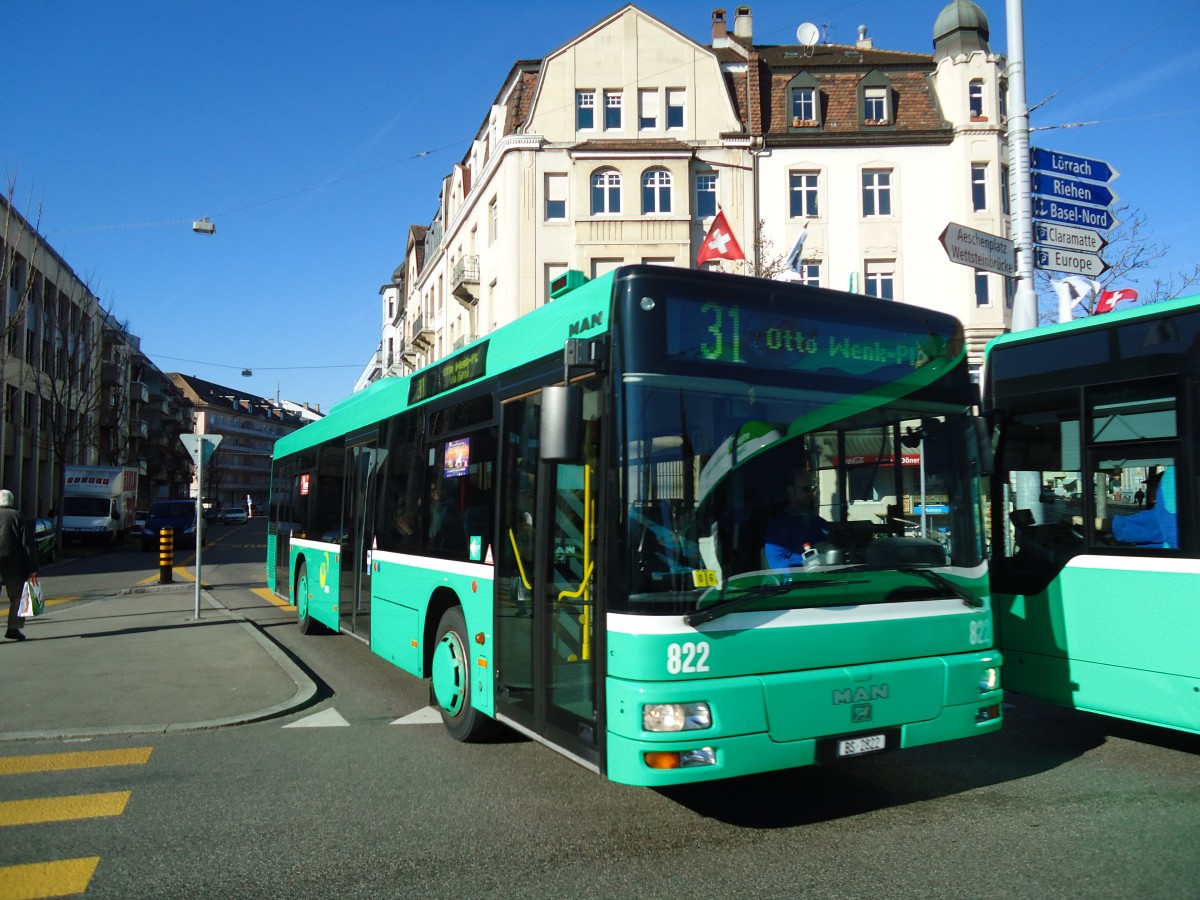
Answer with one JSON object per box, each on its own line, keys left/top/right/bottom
{"left": 130, "top": 381, "right": 150, "bottom": 404}
{"left": 453, "top": 333, "right": 478, "bottom": 350}
{"left": 451, "top": 255, "right": 480, "bottom": 306}
{"left": 411, "top": 312, "right": 436, "bottom": 350}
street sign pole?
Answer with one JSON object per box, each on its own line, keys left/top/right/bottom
{"left": 1006, "top": 0, "right": 1037, "bottom": 332}
{"left": 180, "top": 433, "right": 222, "bottom": 619}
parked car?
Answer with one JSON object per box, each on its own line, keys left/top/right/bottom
{"left": 134, "top": 509, "right": 148, "bottom": 529}
{"left": 34, "top": 517, "right": 57, "bottom": 564}
{"left": 141, "top": 500, "right": 205, "bottom": 551}
{"left": 222, "top": 506, "right": 248, "bottom": 525}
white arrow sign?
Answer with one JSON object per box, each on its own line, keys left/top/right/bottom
{"left": 1035, "top": 246, "right": 1108, "bottom": 278}
{"left": 938, "top": 223, "right": 1016, "bottom": 277}
{"left": 1034, "top": 221, "right": 1107, "bottom": 255}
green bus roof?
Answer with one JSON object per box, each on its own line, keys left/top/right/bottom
{"left": 274, "top": 269, "right": 619, "bottom": 458}
{"left": 985, "top": 292, "right": 1200, "bottom": 363}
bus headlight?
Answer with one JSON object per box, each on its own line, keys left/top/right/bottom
{"left": 979, "top": 667, "right": 999, "bottom": 692}
{"left": 642, "top": 702, "right": 712, "bottom": 732}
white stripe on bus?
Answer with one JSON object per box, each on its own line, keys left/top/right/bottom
{"left": 609, "top": 597, "right": 979, "bottom": 635}
{"left": 1065, "top": 554, "right": 1200, "bottom": 575}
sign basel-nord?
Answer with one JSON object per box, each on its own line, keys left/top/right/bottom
{"left": 1031, "top": 147, "right": 1119, "bottom": 275}
{"left": 938, "top": 222, "right": 1016, "bottom": 277}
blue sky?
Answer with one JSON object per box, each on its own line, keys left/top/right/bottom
{"left": 5, "top": 1, "right": 1198, "bottom": 413}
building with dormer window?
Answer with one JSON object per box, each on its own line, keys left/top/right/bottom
{"left": 374, "top": 1, "right": 1010, "bottom": 385}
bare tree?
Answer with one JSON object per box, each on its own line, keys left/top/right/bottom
{"left": 750, "top": 219, "right": 799, "bottom": 281}
{"left": 1035, "top": 204, "right": 1200, "bottom": 321}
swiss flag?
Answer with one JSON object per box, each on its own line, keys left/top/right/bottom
{"left": 697, "top": 210, "right": 745, "bottom": 266}
{"left": 1096, "top": 288, "right": 1138, "bottom": 314}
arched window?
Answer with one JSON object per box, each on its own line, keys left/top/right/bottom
{"left": 641, "top": 169, "right": 672, "bottom": 214}
{"left": 591, "top": 169, "right": 622, "bottom": 215}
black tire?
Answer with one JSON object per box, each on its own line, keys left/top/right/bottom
{"left": 296, "top": 561, "right": 327, "bottom": 635}
{"left": 432, "top": 606, "right": 498, "bottom": 742}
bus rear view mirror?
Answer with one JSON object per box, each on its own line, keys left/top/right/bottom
{"left": 541, "top": 385, "right": 582, "bottom": 463}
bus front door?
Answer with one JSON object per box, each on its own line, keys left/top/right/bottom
{"left": 339, "top": 439, "right": 380, "bottom": 641}
{"left": 495, "top": 387, "right": 599, "bottom": 769}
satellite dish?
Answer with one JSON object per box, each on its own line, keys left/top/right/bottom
{"left": 796, "top": 22, "right": 820, "bottom": 46}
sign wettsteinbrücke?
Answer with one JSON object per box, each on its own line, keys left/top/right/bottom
{"left": 938, "top": 223, "right": 1016, "bottom": 277}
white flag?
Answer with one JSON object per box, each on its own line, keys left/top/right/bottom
{"left": 786, "top": 225, "right": 809, "bottom": 276}
{"left": 1054, "top": 275, "right": 1101, "bottom": 322}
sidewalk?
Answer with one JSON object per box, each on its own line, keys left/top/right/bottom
{"left": 0, "top": 583, "right": 316, "bottom": 742}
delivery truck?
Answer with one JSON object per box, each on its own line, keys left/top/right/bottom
{"left": 61, "top": 465, "right": 140, "bottom": 545}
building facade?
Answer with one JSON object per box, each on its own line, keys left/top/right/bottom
{"left": 168, "top": 373, "right": 306, "bottom": 513}
{"left": 3, "top": 194, "right": 106, "bottom": 518}
{"left": 372, "top": 1, "right": 1011, "bottom": 384}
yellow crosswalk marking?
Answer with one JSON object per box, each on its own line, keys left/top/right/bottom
{"left": 0, "top": 792, "right": 130, "bottom": 827}
{"left": 0, "top": 856, "right": 100, "bottom": 899}
{"left": 0, "top": 747, "right": 153, "bottom": 777}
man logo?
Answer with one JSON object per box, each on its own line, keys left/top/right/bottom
{"left": 852, "top": 704, "right": 873, "bottom": 723}
{"left": 832, "top": 684, "right": 889, "bottom": 704}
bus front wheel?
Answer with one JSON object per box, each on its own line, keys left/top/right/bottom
{"left": 432, "top": 607, "right": 496, "bottom": 742}
{"left": 296, "top": 562, "right": 326, "bottom": 635}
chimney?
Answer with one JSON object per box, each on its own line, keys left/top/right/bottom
{"left": 856, "top": 25, "right": 873, "bottom": 49}
{"left": 733, "top": 5, "right": 752, "bottom": 40}
{"left": 712, "top": 9, "right": 728, "bottom": 47}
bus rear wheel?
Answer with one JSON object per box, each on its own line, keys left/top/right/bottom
{"left": 432, "top": 607, "right": 497, "bottom": 742}
{"left": 296, "top": 562, "right": 326, "bottom": 635}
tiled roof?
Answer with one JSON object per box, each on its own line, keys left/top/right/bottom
{"left": 715, "top": 41, "right": 949, "bottom": 141}
{"left": 755, "top": 43, "right": 932, "bottom": 69}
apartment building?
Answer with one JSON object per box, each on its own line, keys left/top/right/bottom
{"left": 374, "top": 1, "right": 1010, "bottom": 384}
{"left": 168, "top": 373, "right": 306, "bottom": 512}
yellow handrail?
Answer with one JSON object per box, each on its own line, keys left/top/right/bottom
{"left": 507, "top": 527, "right": 532, "bottom": 590}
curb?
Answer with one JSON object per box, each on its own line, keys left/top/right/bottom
{"left": 0, "top": 586, "right": 316, "bottom": 743}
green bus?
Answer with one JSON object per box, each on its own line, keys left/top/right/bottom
{"left": 268, "top": 265, "right": 1001, "bottom": 786}
{"left": 985, "top": 293, "right": 1199, "bottom": 734}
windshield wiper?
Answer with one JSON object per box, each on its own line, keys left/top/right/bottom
{"left": 685, "top": 579, "right": 866, "bottom": 626}
{"left": 896, "top": 567, "right": 982, "bottom": 608}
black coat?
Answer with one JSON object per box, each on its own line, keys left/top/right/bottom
{"left": 0, "top": 507, "right": 37, "bottom": 584}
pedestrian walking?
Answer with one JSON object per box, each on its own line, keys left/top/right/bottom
{"left": 0, "top": 489, "right": 40, "bottom": 642}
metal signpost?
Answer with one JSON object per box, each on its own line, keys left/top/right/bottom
{"left": 1031, "top": 147, "right": 1119, "bottom": 281}
{"left": 179, "top": 433, "right": 222, "bottom": 619}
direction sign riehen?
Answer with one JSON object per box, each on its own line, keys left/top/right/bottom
{"left": 1035, "top": 246, "right": 1108, "bottom": 278}
{"left": 938, "top": 223, "right": 1016, "bottom": 276}
{"left": 1031, "top": 172, "right": 1118, "bottom": 209}
{"left": 1030, "top": 147, "right": 1118, "bottom": 184}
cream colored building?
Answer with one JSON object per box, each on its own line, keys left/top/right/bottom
{"left": 376, "top": 1, "right": 1011, "bottom": 383}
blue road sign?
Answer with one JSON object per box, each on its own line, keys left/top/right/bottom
{"left": 1031, "top": 172, "right": 1118, "bottom": 209}
{"left": 1030, "top": 147, "right": 1118, "bottom": 184}
{"left": 1033, "top": 196, "right": 1118, "bottom": 232}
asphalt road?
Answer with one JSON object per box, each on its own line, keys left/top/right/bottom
{"left": 3, "top": 519, "right": 1197, "bottom": 898}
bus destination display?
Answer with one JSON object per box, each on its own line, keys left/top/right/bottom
{"left": 665, "top": 296, "right": 957, "bottom": 379}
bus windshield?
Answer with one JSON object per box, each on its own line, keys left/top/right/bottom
{"left": 619, "top": 374, "right": 987, "bottom": 615}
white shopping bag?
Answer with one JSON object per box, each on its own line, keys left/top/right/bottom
{"left": 18, "top": 580, "right": 43, "bottom": 617}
